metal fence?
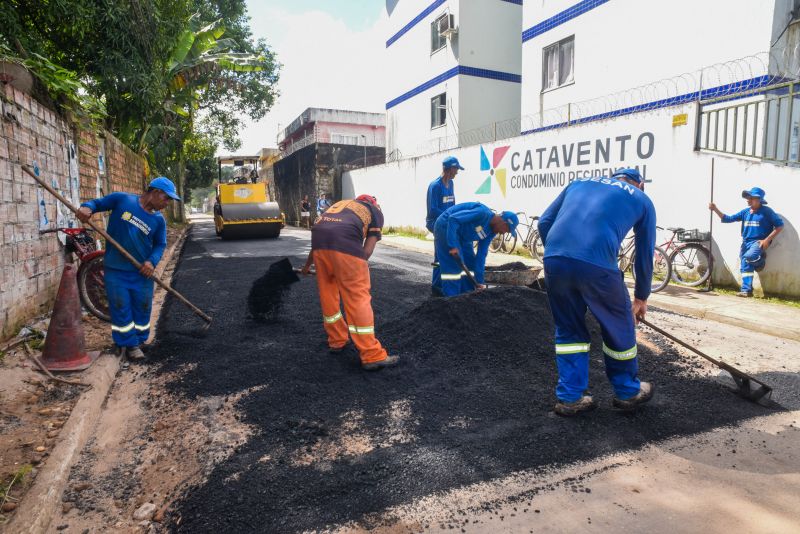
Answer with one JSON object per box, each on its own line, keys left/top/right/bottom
{"left": 698, "top": 80, "right": 799, "bottom": 165}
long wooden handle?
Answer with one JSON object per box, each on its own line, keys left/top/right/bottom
{"left": 22, "top": 164, "right": 212, "bottom": 324}
{"left": 456, "top": 256, "right": 481, "bottom": 289}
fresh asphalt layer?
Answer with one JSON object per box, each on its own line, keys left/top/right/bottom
{"left": 151, "top": 224, "right": 778, "bottom": 533}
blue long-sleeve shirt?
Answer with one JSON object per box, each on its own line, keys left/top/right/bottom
{"left": 539, "top": 177, "right": 657, "bottom": 300}
{"left": 721, "top": 206, "right": 783, "bottom": 241}
{"left": 81, "top": 193, "right": 167, "bottom": 272}
{"left": 425, "top": 177, "right": 455, "bottom": 232}
{"left": 437, "top": 202, "right": 494, "bottom": 282}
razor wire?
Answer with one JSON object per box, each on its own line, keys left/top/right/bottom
{"left": 410, "top": 45, "right": 800, "bottom": 159}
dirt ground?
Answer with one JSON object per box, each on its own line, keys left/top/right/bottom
{"left": 0, "top": 225, "right": 183, "bottom": 528}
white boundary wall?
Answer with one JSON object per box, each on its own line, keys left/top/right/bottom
{"left": 344, "top": 103, "right": 800, "bottom": 297}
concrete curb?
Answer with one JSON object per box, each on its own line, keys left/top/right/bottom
{"left": 4, "top": 225, "right": 190, "bottom": 533}
{"left": 5, "top": 354, "right": 120, "bottom": 534}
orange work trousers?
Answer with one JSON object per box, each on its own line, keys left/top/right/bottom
{"left": 314, "top": 249, "right": 388, "bottom": 364}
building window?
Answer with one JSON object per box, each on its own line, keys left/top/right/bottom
{"left": 431, "top": 13, "right": 448, "bottom": 53}
{"left": 331, "top": 133, "right": 360, "bottom": 145}
{"left": 542, "top": 36, "right": 574, "bottom": 91}
{"left": 431, "top": 93, "right": 447, "bottom": 129}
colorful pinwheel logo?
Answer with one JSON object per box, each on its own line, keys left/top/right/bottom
{"left": 476, "top": 145, "right": 510, "bottom": 197}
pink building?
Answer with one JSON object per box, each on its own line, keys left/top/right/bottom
{"left": 277, "top": 108, "right": 386, "bottom": 158}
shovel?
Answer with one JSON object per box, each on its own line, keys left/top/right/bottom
{"left": 639, "top": 318, "right": 772, "bottom": 404}
{"left": 455, "top": 256, "right": 483, "bottom": 290}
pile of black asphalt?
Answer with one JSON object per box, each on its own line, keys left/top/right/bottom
{"left": 152, "top": 237, "right": 771, "bottom": 533}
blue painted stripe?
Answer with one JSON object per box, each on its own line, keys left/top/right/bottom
{"left": 520, "top": 75, "right": 773, "bottom": 135}
{"left": 501, "top": 0, "right": 524, "bottom": 4}
{"left": 522, "top": 0, "right": 609, "bottom": 43}
{"left": 386, "top": 66, "right": 522, "bottom": 110}
{"left": 386, "top": 0, "right": 446, "bottom": 48}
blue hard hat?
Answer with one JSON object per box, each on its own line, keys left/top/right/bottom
{"left": 442, "top": 156, "right": 464, "bottom": 170}
{"left": 742, "top": 187, "right": 767, "bottom": 204}
{"left": 611, "top": 168, "right": 643, "bottom": 184}
{"left": 500, "top": 211, "right": 519, "bottom": 236}
{"left": 148, "top": 176, "right": 181, "bottom": 200}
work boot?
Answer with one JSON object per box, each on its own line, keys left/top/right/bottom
{"left": 612, "top": 382, "right": 654, "bottom": 411}
{"left": 553, "top": 395, "right": 597, "bottom": 417}
{"left": 126, "top": 346, "right": 146, "bottom": 361}
{"left": 736, "top": 291, "right": 753, "bottom": 298}
{"left": 362, "top": 355, "right": 400, "bottom": 371}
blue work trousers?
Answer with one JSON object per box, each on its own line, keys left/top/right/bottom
{"left": 105, "top": 267, "right": 154, "bottom": 347}
{"left": 431, "top": 249, "right": 443, "bottom": 295}
{"left": 433, "top": 233, "right": 478, "bottom": 297}
{"left": 739, "top": 240, "right": 765, "bottom": 292}
{"left": 544, "top": 256, "right": 641, "bottom": 402}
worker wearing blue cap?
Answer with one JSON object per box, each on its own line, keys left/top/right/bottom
{"left": 427, "top": 156, "right": 463, "bottom": 296}
{"left": 77, "top": 177, "right": 180, "bottom": 360}
{"left": 433, "top": 202, "right": 518, "bottom": 296}
{"left": 709, "top": 187, "right": 784, "bottom": 297}
{"left": 538, "top": 168, "right": 656, "bottom": 416}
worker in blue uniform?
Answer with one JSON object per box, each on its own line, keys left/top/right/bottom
{"left": 538, "top": 168, "right": 656, "bottom": 416}
{"left": 77, "top": 177, "right": 180, "bottom": 361}
{"left": 709, "top": 187, "right": 783, "bottom": 297}
{"left": 433, "top": 202, "right": 518, "bottom": 297}
{"left": 426, "top": 156, "right": 462, "bottom": 296}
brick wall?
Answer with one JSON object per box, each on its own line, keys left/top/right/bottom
{"left": 0, "top": 84, "right": 146, "bottom": 339}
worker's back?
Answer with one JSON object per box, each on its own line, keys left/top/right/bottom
{"left": 312, "top": 199, "right": 383, "bottom": 259}
{"left": 539, "top": 177, "right": 656, "bottom": 272}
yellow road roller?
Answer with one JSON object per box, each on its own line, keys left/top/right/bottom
{"left": 214, "top": 183, "right": 285, "bottom": 240}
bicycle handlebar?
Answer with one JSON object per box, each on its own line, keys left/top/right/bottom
{"left": 39, "top": 227, "right": 95, "bottom": 235}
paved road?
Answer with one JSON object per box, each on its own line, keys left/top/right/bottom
{"left": 157, "top": 221, "right": 800, "bottom": 533}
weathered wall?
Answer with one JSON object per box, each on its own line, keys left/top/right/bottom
{"left": 0, "top": 84, "right": 146, "bottom": 339}
{"left": 274, "top": 143, "right": 385, "bottom": 224}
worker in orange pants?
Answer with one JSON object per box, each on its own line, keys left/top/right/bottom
{"left": 301, "top": 194, "right": 398, "bottom": 371}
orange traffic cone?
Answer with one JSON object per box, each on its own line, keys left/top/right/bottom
{"left": 40, "top": 263, "right": 99, "bottom": 371}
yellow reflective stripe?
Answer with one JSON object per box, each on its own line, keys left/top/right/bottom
{"left": 602, "top": 343, "right": 637, "bottom": 360}
{"left": 348, "top": 325, "right": 375, "bottom": 335}
{"left": 111, "top": 322, "right": 135, "bottom": 333}
{"left": 441, "top": 273, "right": 462, "bottom": 280}
{"left": 134, "top": 322, "right": 151, "bottom": 331}
{"left": 555, "top": 343, "right": 590, "bottom": 354}
{"left": 461, "top": 271, "right": 476, "bottom": 278}
{"left": 324, "top": 311, "right": 343, "bottom": 323}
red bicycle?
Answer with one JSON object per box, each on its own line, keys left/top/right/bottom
{"left": 41, "top": 228, "right": 110, "bottom": 322}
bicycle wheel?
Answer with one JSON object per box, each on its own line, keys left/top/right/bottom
{"left": 523, "top": 230, "right": 543, "bottom": 262}
{"left": 78, "top": 254, "right": 111, "bottom": 322}
{"left": 502, "top": 230, "right": 518, "bottom": 253}
{"left": 489, "top": 233, "right": 504, "bottom": 253}
{"left": 631, "top": 246, "right": 671, "bottom": 293}
{"left": 670, "top": 243, "right": 711, "bottom": 287}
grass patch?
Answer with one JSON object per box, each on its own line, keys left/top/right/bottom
{"left": 713, "top": 287, "right": 800, "bottom": 308}
{"left": 384, "top": 226, "right": 429, "bottom": 240}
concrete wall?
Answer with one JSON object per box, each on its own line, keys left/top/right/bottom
{"left": 385, "top": 0, "right": 522, "bottom": 157}
{"left": 521, "top": 0, "right": 785, "bottom": 121}
{"left": 274, "top": 143, "right": 386, "bottom": 224}
{"left": 344, "top": 102, "right": 800, "bottom": 297}
{"left": 0, "top": 84, "right": 146, "bottom": 339}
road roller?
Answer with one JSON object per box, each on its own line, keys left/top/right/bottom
{"left": 214, "top": 182, "right": 285, "bottom": 239}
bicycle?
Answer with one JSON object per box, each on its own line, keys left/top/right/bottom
{"left": 617, "top": 234, "right": 672, "bottom": 293}
{"left": 659, "top": 227, "right": 712, "bottom": 287}
{"left": 41, "top": 227, "right": 110, "bottom": 322}
{"left": 490, "top": 212, "right": 545, "bottom": 262}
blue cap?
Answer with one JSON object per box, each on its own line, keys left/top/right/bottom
{"left": 148, "top": 176, "right": 181, "bottom": 201}
{"left": 742, "top": 187, "right": 767, "bottom": 204}
{"left": 611, "top": 168, "right": 643, "bottom": 184}
{"left": 442, "top": 156, "right": 464, "bottom": 170}
{"left": 500, "top": 211, "right": 519, "bottom": 236}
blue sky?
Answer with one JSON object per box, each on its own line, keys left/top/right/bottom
{"left": 232, "top": 1, "right": 388, "bottom": 154}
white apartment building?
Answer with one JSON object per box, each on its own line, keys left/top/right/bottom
{"left": 521, "top": 0, "right": 797, "bottom": 130}
{"left": 384, "top": 0, "right": 523, "bottom": 159}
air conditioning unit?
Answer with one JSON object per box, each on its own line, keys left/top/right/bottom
{"left": 438, "top": 14, "right": 457, "bottom": 38}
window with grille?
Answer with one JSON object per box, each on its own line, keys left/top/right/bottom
{"left": 542, "top": 36, "right": 575, "bottom": 91}
{"left": 331, "top": 133, "right": 360, "bottom": 145}
{"left": 431, "top": 93, "right": 447, "bottom": 129}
